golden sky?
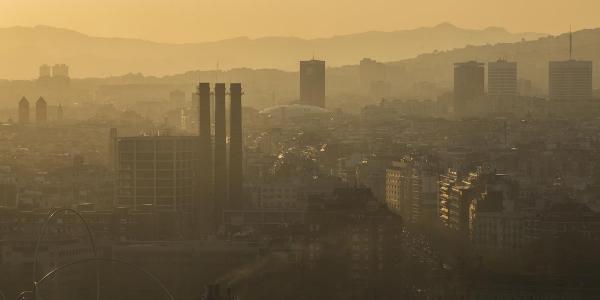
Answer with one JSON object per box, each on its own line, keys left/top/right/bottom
{"left": 0, "top": 0, "right": 598, "bottom": 43}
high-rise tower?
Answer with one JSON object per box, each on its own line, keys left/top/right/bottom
{"left": 229, "top": 83, "right": 243, "bottom": 209}
{"left": 488, "top": 60, "right": 517, "bottom": 99}
{"left": 114, "top": 135, "right": 199, "bottom": 237}
{"left": 300, "top": 60, "right": 326, "bottom": 108}
{"left": 453, "top": 61, "right": 484, "bottom": 116}
{"left": 359, "top": 58, "right": 386, "bottom": 91}
{"left": 549, "top": 31, "right": 592, "bottom": 102}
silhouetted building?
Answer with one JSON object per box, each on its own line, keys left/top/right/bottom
{"left": 300, "top": 59, "right": 326, "bottom": 108}
{"left": 39, "top": 64, "right": 51, "bottom": 78}
{"left": 359, "top": 58, "right": 386, "bottom": 91}
{"left": 229, "top": 83, "right": 243, "bottom": 209}
{"left": 439, "top": 169, "right": 491, "bottom": 234}
{"left": 18, "top": 97, "right": 29, "bottom": 124}
{"left": 38, "top": 64, "right": 70, "bottom": 86}
{"left": 115, "top": 135, "right": 199, "bottom": 233}
{"left": 488, "top": 59, "right": 517, "bottom": 99}
{"left": 36, "top": 97, "right": 47, "bottom": 123}
{"left": 549, "top": 60, "right": 593, "bottom": 101}
{"left": 469, "top": 175, "right": 522, "bottom": 254}
{"left": 52, "top": 64, "right": 69, "bottom": 78}
{"left": 454, "top": 61, "right": 484, "bottom": 114}
{"left": 214, "top": 83, "right": 227, "bottom": 224}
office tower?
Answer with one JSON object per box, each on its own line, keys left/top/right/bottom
{"left": 52, "top": 64, "right": 69, "bottom": 78}
{"left": 19, "top": 97, "right": 29, "bottom": 124}
{"left": 39, "top": 65, "right": 51, "bottom": 78}
{"left": 488, "top": 60, "right": 517, "bottom": 99}
{"left": 549, "top": 30, "right": 593, "bottom": 102}
{"left": 36, "top": 97, "right": 47, "bottom": 123}
{"left": 115, "top": 135, "right": 199, "bottom": 214}
{"left": 197, "top": 83, "right": 214, "bottom": 229}
{"left": 52, "top": 64, "right": 70, "bottom": 86}
{"left": 300, "top": 59, "right": 326, "bottom": 108}
{"left": 229, "top": 83, "right": 243, "bottom": 209}
{"left": 549, "top": 60, "right": 592, "bottom": 101}
{"left": 359, "top": 58, "right": 387, "bottom": 91}
{"left": 453, "top": 61, "right": 485, "bottom": 114}
{"left": 214, "top": 83, "right": 227, "bottom": 222}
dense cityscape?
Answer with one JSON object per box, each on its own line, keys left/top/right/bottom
{"left": 2, "top": 2, "right": 600, "bottom": 299}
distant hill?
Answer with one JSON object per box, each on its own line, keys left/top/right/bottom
{"left": 0, "top": 23, "right": 545, "bottom": 79}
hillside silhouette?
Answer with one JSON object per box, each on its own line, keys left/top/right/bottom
{"left": 0, "top": 23, "right": 544, "bottom": 79}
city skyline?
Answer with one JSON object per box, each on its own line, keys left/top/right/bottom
{"left": 4, "top": 1, "right": 600, "bottom": 299}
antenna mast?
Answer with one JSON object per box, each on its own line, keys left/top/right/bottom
{"left": 569, "top": 26, "right": 573, "bottom": 60}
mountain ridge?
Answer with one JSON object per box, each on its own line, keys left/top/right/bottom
{"left": 0, "top": 23, "right": 546, "bottom": 79}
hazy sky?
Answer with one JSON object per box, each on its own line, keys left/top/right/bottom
{"left": 0, "top": 0, "right": 599, "bottom": 43}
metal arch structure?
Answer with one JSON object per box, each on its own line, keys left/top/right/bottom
{"left": 31, "top": 208, "right": 99, "bottom": 300}
{"left": 15, "top": 291, "right": 31, "bottom": 300}
{"left": 35, "top": 258, "right": 175, "bottom": 300}
{"left": 32, "top": 208, "right": 98, "bottom": 283}
{"left": 21, "top": 209, "right": 174, "bottom": 300}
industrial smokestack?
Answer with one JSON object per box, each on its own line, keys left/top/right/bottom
{"left": 214, "top": 83, "right": 227, "bottom": 226}
{"left": 197, "top": 82, "right": 213, "bottom": 233}
{"left": 229, "top": 83, "right": 243, "bottom": 209}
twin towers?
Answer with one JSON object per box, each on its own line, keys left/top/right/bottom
{"left": 197, "top": 83, "right": 243, "bottom": 229}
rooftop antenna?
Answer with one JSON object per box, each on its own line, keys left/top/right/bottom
{"left": 216, "top": 61, "right": 220, "bottom": 82}
{"left": 569, "top": 25, "right": 573, "bottom": 60}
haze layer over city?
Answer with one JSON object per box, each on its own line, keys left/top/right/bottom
{"left": 2, "top": 1, "right": 600, "bottom": 299}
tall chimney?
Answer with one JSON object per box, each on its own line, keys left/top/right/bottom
{"left": 229, "top": 83, "right": 243, "bottom": 209}
{"left": 197, "top": 82, "right": 213, "bottom": 233}
{"left": 214, "top": 83, "right": 227, "bottom": 226}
